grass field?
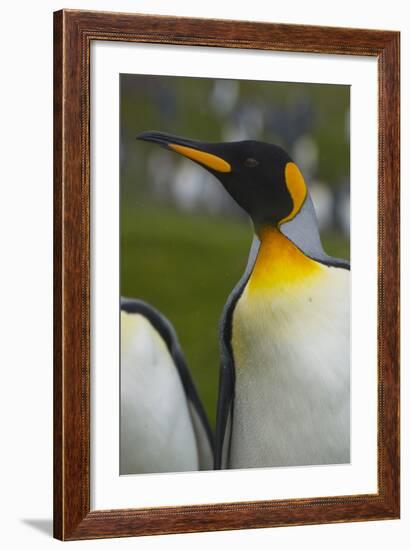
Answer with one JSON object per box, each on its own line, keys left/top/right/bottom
{"left": 121, "top": 204, "right": 349, "bottom": 428}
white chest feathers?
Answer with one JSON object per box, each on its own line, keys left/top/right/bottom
{"left": 120, "top": 312, "right": 200, "bottom": 474}
{"left": 229, "top": 265, "right": 350, "bottom": 469}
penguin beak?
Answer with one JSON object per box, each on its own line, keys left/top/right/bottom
{"left": 137, "top": 131, "right": 231, "bottom": 174}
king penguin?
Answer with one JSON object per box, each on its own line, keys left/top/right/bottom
{"left": 138, "top": 131, "right": 350, "bottom": 471}
{"left": 120, "top": 297, "right": 214, "bottom": 474}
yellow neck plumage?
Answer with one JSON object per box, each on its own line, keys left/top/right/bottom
{"left": 247, "top": 227, "right": 325, "bottom": 294}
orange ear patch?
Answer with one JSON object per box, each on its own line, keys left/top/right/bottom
{"left": 280, "top": 162, "right": 307, "bottom": 224}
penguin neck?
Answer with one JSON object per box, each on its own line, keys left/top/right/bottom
{"left": 247, "top": 225, "right": 325, "bottom": 294}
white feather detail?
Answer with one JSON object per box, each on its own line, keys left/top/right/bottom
{"left": 230, "top": 266, "right": 350, "bottom": 469}
{"left": 120, "top": 312, "right": 199, "bottom": 474}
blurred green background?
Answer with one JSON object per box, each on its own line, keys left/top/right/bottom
{"left": 120, "top": 74, "right": 350, "bottom": 428}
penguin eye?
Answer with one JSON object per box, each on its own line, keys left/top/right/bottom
{"left": 244, "top": 157, "right": 259, "bottom": 168}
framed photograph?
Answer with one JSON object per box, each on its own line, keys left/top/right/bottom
{"left": 54, "top": 9, "right": 400, "bottom": 540}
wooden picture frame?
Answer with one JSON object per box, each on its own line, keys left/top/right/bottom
{"left": 53, "top": 9, "right": 400, "bottom": 540}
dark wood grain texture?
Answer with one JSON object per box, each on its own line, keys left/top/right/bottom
{"left": 53, "top": 9, "right": 400, "bottom": 541}
{"left": 53, "top": 10, "right": 63, "bottom": 540}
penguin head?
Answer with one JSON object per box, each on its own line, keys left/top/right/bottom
{"left": 137, "top": 131, "right": 307, "bottom": 228}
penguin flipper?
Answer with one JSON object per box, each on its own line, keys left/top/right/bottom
{"left": 214, "top": 352, "right": 234, "bottom": 469}
{"left": 120, "top": 297, "right": 214, "bottom": 473}
{"left": 215, "top": 235, "right": 261, "bottom": 470}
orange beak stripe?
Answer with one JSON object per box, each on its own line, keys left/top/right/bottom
{"left": 169, "top": 143, "right": 231, "bottom": 173}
